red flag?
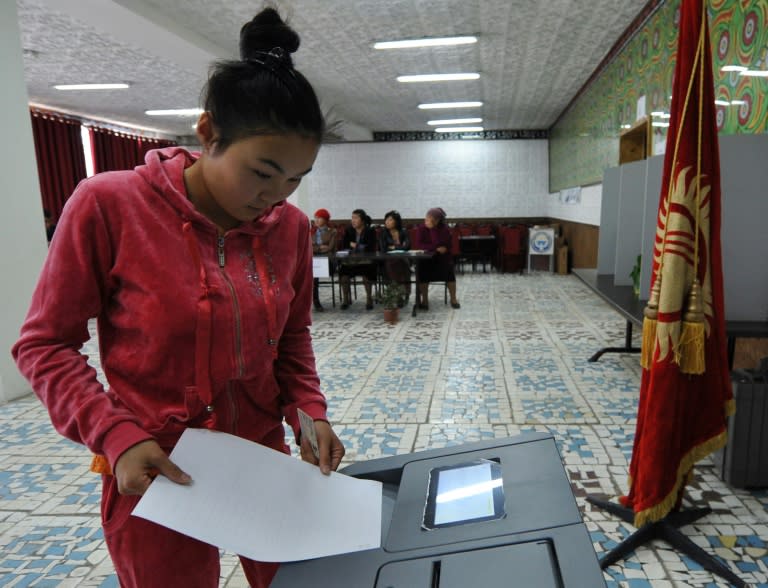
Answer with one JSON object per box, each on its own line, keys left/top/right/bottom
{"left": 620, "top": 0, "right": 735, "bottom": 528}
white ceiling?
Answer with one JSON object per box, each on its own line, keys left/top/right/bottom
{"left": 16, "top": 0, "right": 650, "bottom": 139}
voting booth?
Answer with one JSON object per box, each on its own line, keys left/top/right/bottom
{"left": 273, "top": 433, "right": 606, "bottom": 588}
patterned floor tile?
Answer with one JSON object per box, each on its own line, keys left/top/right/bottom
{"left": 2, "top": 273, "right": 766, "bottom": 587}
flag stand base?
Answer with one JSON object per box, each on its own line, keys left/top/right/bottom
{"left": 586, "top": 496, "right": 746, "bottom": 587}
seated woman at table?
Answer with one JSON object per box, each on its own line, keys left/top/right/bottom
{"left": 311, "top": 208, "right": 337, "bottom": 312}
{"left": 413, "top": 207, "right": 460, "bottom": 310}
{"left": 339, "top": 208, "right": 377, "bottom": 310}
{"left": 378, "top": 210, "right": 411, "bottom": 307}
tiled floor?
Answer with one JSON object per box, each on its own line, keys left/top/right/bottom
{"left": 1, "top": 272, "right": 766, "bottom": 587}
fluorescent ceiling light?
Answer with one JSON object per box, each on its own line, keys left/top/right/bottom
{"left": 54, "top": 83, "right": 130, "bottom": 90}
{"left": 145, "top": 108, "right": 204, "bottom": 116}
{"left": 427, "top": 118, "right": 482, "bottom": 125}
{"left": 740, "top": 69, "right": 768, "bottom": 77}
{"left": 461, "top": 134, "right": 482, "bottom": 139}
{"left": 652, "top": 122, "right": 670, "bottom": 127}
{"left": 397, "top": 73, "right": 480, "bottom": 83}
{"left": 434, "top": 126, "right": 484, "bottom": 133}
{"left": 650, "top": 111, "right": 670, "bottom": 118}
{"left": 418, "top": 101, "right": 483, "bottom": 109}
{"left": 721, "top": 65, "right": 747, "bottom": 72}
{"left": 730, "top": 99, "right": 747, "bottom": 106}
{"left": 621, "top": 124, "right": 632, "bottom": 129}
{"left": 374, "top": 36, "right": 477, "bottom": 50}
{"left": 714, "top": 99, "right": 731, "bottom": 106}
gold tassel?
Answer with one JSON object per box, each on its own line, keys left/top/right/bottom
{"left": 640, "top": 277, "right": 661, "bottom": 369}
{"left": 90, "top": 454, "right": 112, "bottom": 475}
{"left": 678, "top": 280, "right": 706, "bottom": 375}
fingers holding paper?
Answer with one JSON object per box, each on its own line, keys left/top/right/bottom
{"left": 114, "top": 439, "right": 192, "bottom": 495}
{"left": 300, "top": 419, "right": 345, "bottom": 475}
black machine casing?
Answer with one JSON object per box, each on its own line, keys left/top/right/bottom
{"left": 273, "top": 433, "right": 606, "bottom": 588}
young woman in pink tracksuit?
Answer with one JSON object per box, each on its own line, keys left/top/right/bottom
{"left": 13, "top": 8, "right": 344, "bottom": 588}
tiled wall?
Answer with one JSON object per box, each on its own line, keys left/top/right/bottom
{"left": 549, "top": 0, "right": 768, "bottom": 193}
{"left": 295, "top": 140, "right": 549, "bottom": 221}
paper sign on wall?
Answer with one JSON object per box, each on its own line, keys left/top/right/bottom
{"left": 560, "top": 187, "right": 581, "bottom": 205}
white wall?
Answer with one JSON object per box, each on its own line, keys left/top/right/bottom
{"left": 0, "top": 2, "right": 49, "bottom": 403}
{"left": 338, "top": 121, "right": 373, "bottom": 142}
{"left": 299, "top": 139, "right": 549, "bottom": 221}
{"left": 545, "top": 183, "right": 602, "bottom": 226}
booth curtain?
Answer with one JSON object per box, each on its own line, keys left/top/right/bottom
{"left": 30, "top": 111, "right": 87, "bottom": 221}
{"left": 90, "top": 127, "right": 176, "bottom": 174}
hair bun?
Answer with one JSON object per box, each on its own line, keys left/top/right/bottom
{"left": 240, "top": 8, "right": 300, "bottom": 66}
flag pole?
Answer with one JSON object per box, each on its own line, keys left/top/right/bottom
{"left": 585, "top": 0, "right": 742, "bottom": 585}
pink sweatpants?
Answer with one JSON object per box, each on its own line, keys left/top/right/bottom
{"left": 100, "top": 474, "right": 279, "bottom": 587}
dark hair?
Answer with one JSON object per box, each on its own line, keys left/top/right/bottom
{"left": 202, "top": 7, "right": 325, "bottom": 152}
{"left": 352, "top": 209, "right": 372, "bottom": 227}
{"left": 384, "top": 210, "right": 403, "bottom": 231}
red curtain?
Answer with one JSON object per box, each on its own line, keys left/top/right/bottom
{"left": 30, "top": 111, "right": 87, "bottom": 221}
{"left": 90, "top": 127, "right": 176, "bottom": 174}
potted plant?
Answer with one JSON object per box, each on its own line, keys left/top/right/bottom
{"left": 630, "top": 254, "right": 642, "bottom": 296}
{"left": 380, "top": 282, "right": 405, "bottom": 324}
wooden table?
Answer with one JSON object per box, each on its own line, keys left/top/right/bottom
{"left": 573, "top": 268, "right": 768, "bottom": 367}
{"left": 332, "top": 250, "right": 435, "bottom": 316}
{"left": 458, "top": 235, "right": 496, "bottom": 273}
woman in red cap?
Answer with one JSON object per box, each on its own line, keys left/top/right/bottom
{"left": 311, "top": 208, "right": 336, "bottom": 311}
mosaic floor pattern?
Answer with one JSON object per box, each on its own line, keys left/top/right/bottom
{"left": 1, "top": 273, "right": 766, "bottom": 587}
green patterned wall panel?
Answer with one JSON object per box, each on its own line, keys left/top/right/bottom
{"left": 550, "top": 0, "right": 768, "bottom": 192}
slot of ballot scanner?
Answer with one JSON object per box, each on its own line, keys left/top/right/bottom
{"left": 375, "top": 540, "right": 562, "bottom": 588}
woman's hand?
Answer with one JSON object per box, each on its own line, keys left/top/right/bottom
{"left": 300, "top": 420, "right": 345, "bottom": 475}
{"left": 113, "top": 439, "right": 191, "bottom": 495}
{"left": 436, "top": 246, "right": 448, "bottom": 254}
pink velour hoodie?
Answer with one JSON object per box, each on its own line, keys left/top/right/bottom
{"left": 13, "top": 147, "right": 327, "bottom": 469}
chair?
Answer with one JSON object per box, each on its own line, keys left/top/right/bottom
{"left": 313, "top": 225, "right": 339, "bottom": 308}
{"left": 408, "top": 226, "right": 420, "bottom": 251}
{"left": 456, "top": 225, "right": 485, "bottom": 274}
{"left": 450, "top": 228, "right": 461, "bottom": 268}
{"left": 313, "top": 256, "right": 337, "bottom": 307}
{"left": 471, "top": 224, "right": 497, "bottom": 272}
{"left": 497, "top": 225, "right": 525, "bottom": 274}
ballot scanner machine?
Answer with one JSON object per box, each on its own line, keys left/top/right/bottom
{"left": 273, "top": 433, "right": 606, "bottom": 588}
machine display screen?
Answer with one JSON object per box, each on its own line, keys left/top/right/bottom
{"left": 422, "top": 460, "right": 505, "bottom": 529}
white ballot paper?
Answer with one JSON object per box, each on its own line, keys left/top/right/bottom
{"left": 132, "top": 428, "right": 382, "bottom": 562}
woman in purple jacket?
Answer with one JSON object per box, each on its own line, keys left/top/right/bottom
{"left": 412, "top": 207, "right": 460, "bottom": 310}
